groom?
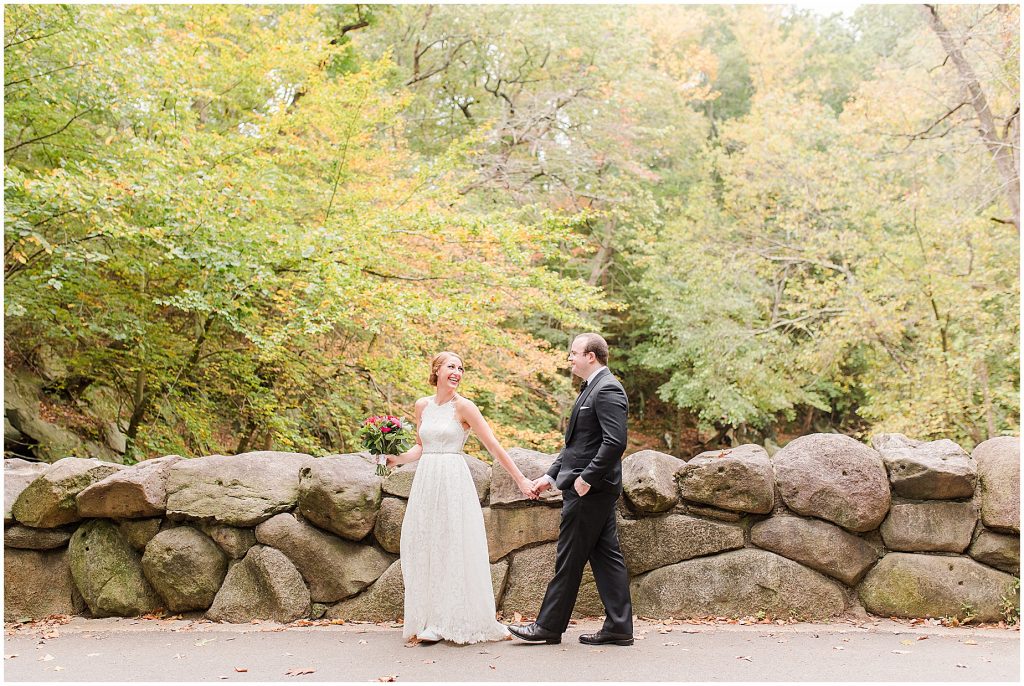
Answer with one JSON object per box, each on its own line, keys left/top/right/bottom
{"left": 508, "top": 333, "right": 633, "bottom": 646}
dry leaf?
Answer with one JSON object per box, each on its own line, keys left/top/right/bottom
{"left": 964, "top": 639, "right": 978, "bottom": 645}
{"left": 285, "top": 667, "right": 316, "bottom": 676}
{"left": 917, "top": 636, "right": 929, "bottom": 641}
{"left": 422, "top": 660, "right": 435, "bottom": 664}
{"left": 4, "top": 655, "right": 17, "bottom": 659}
{"left": 892, "top": 650, "right": 910, "bottom": 655}
{"left": 234, "top": 667, "right": 248, "bottom": 672}
{"left": 53, "top": 666, "right": 64, "bottom": 672}
{"left": 376, "top": 676, "right": 398, "bottom": 682}
{"left": 956, "top": 664, "right": 967, "bottom": 669}
{"left": 513, "top": 612, "right": 523, "bottom": 623}
{"left": 39, "top": 654, "right": 54, "bottom": 662}
{"left": 736, "top": 656, "right": 752, "bottom": 662}
{"left": 833, "top": 646, "right": 845, "bottom": 651}
{"left": 173, "top": 653, "right": 185, "bottom": 659}
{"left": 663, "top": 641, "right": 679, "bottom": 646}
{"left": 489, "top": 665, "right": 496, "bottom": 670}
{"left": 194, "top": 638, "right": 217, "bottom": 647}
{"left": 358, "top": 640, "right": 368, "bottom": 645}
{"left": 900, "top": 639, "right": 915, "bottom": 646}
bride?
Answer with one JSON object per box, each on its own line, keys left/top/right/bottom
{"left": 386, "top": 351, "right": 539, "bottom": 644}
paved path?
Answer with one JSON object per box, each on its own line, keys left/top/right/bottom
{"left": 4, "top": 616, "right": 1019, "bottom": 682}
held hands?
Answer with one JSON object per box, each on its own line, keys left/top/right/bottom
{"left": 516, "top": 477, "right": 540, "bottom": 500}
{"left": 531, "top": 477, "right": 552, "bottom": 494}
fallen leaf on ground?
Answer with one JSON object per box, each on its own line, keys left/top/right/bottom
{"left": 663, "top": 642, "right": 679, "bottom": 646}
{"left": 39, "top": 654, "right": 54, "bottom": 662}
{"left": 956, "top": 664, "right": 967, "bottom": 669}
{"left": 900, "top": 639, "right": 915, "bottom": 646}
{"left": 53, "top": 666, "right": 63, "bottom": 671}
{"left": 4, "top": 655, "right": 16, "bottom": 659}
{"left": 376, "top": 675, "right": 398, "bottom": 682}
{"left": 489, "top": 665, "right": 496, "bottom": 670}
{"left": 358, "top": 640, "right": 368, "bottom": 645}
{"left": 422, "top": 660, "right": 435, "bottom": 664}
{"left": 964, "top": 640, "right": 978, "bottom": 645}
{"left": 917, "top": 636, "right": 929, "bottom": 641}
{"left": 234, "top": 667, "right": 248, "bottom": 672}
{"left": 736, "top": 656, "right": 752, "bottom": 662}
{"left": 173, "top": 653, "right": 185, "bottom": 659}
{"left": 513, "top": 612, "right": 523, "bottom": 623}
{"left": 284, "top": 667, "right": 315, "bottom": 676}
{"left": 194, "top": 638, "right": 217, "bottom": 647}
{"left": 892, "top": 650, "right": 910, "bottom": 655}
{"left": 833, "top": 646, "right": 844, "bottom": 651}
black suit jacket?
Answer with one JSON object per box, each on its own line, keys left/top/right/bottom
{"left": 546, "top": 368, "right": 629, "bottom": 494}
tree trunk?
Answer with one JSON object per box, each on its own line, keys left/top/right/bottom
{"left": 922, "top": 5, "right": 1020, "bottom": 232}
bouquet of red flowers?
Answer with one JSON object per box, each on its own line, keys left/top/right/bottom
{"left": 358, "top": 414, "right": 415, "bottom": 476}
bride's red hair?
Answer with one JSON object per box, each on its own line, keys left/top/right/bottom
{"left": 429, "top": 351, "right": 463, "bottom": 386}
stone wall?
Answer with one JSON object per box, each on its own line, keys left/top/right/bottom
{"left": 4, "top": 434, "right": 1019, "bottom": 624}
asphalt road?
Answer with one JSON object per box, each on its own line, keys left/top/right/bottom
{"left": 3, "top": 616, "right": 1019, "bottom": 682}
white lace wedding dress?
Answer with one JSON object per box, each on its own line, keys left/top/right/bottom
{"left": 400, "top": 396, "right": 510, "bottom": 644}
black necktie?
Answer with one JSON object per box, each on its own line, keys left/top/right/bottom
{"left": 579, "top": 380, "right": 589, "bottom": 392}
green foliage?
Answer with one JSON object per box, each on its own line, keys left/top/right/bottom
{"left": 5, "top": 4, "right": 1018, "bottom": 461}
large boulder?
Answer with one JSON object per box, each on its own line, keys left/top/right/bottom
{"left": 871, "top": 434, "right": 976, "bottom": 500}
{"left": 4, "top": 458, "right": 49, "bottom": 524}
{"left": 4, "top": 547, "right": 79, "bottom": 621}
{"left": 499, "top": 543, "right": 603, "bottom": 617}
{"left": 373, "top": 498, "right": 407, "bottom": 554}
{"left": 618, "top": 514, "right": 744, "bottom": 575}
{"left": 77, "top": 455, "right": 180, "bottom": 519}
{"left": 879, "top": 502, "right": 978, "bottom": 553}
{"left": 324, "top": 558, "right": 406, "bottom": 622}
{"left": 772, "top": 434, "right": 890, "bottom": 532}
{"left": 296, "top": 454, "right": 382, "bottom": 541}
{"left": 490, "top": 448, "right": 563, "bottom": 507}
{"left": 750, "top": 516, "right": 881, "bottom": 585}
{"left": 381, "top": 454, "right": 490, "bottom": 503}
{"left": 165, "top": 451, "right": 314, "bottom": 527}
{"left": 968, "top": 528, "right": 1020, "bottom": 575}
{"left": 141, "top": 527, "right": 228, "bottom": 612}
{"left": 199, "top": 523, "right": 257, "bottom": 559}
{"left": 483, "top": 505, "right": 561, "bottom": 562}
{"left": 859, "top": 552, "right": 1018, "bottom": 622}
{"left": 255, "top": 513, "right": 394, "bottom": 603}
{"left": 677, "top": 444, "right": 774, "bottom": 514}
{"left": 381, "top": 462, "right": 418, "bottom": 498}
{"left": 326, "top": 559, "right": 509, "bottom": 622}
{"left": 68, "top": 519, "right": 161, "bottom": 617}
{"left": 4, "top": 523, "right": 75, "bottom": 550}
{"left": 973, "top": 437, "right": 1020, "bottom": 533}
{"left": 118, "top": 518, "right": 162, "bottom": 551}
{"left": 462, "top": 454, "right": 492, "bottom": 503}
{"left": 207, "top": 545, "right": 311, "bottom": 623}
{"left": 12, "top": 457, "right": 124, "bottom": 528}
{"left": 632, "top": 549, "right": 848, "bottom": 619}
{"left": 621, "top": 450, "right": 684, "bottom": 513}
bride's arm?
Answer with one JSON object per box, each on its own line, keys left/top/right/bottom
{"left": 457, "top": 399, "right": 538, "bottom": 499}
{"left": 387, "top": 399, "right": 427, "bottom": 467}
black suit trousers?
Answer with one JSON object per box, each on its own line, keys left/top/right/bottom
{"left": 535, "top": 487, "right": 633, "bottom": 635}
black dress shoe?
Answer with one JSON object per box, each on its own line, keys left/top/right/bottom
{"left": 579, "top": 630, "right": 634, "bottom": 646}
{"left": 507, "top": 622, "right": 562, "bottom": 644}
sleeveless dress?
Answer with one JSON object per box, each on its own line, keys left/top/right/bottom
{"left": 400, "top": 397, "right": 510, "bottom": 643}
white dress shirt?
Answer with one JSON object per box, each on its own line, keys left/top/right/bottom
{"left": 544, "top": 366, "right": 607, "bottom": 489}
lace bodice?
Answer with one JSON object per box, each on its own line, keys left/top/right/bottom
{"left": 419, "top": 396, "right": 470, "bottom": 454}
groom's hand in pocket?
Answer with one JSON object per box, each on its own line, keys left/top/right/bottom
{"left": 574, "top": 476, "right": 591, "bottom": 496}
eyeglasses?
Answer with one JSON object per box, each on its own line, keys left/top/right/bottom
{"left": 567, "top": 350, "right": 590, "bottom": 360}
